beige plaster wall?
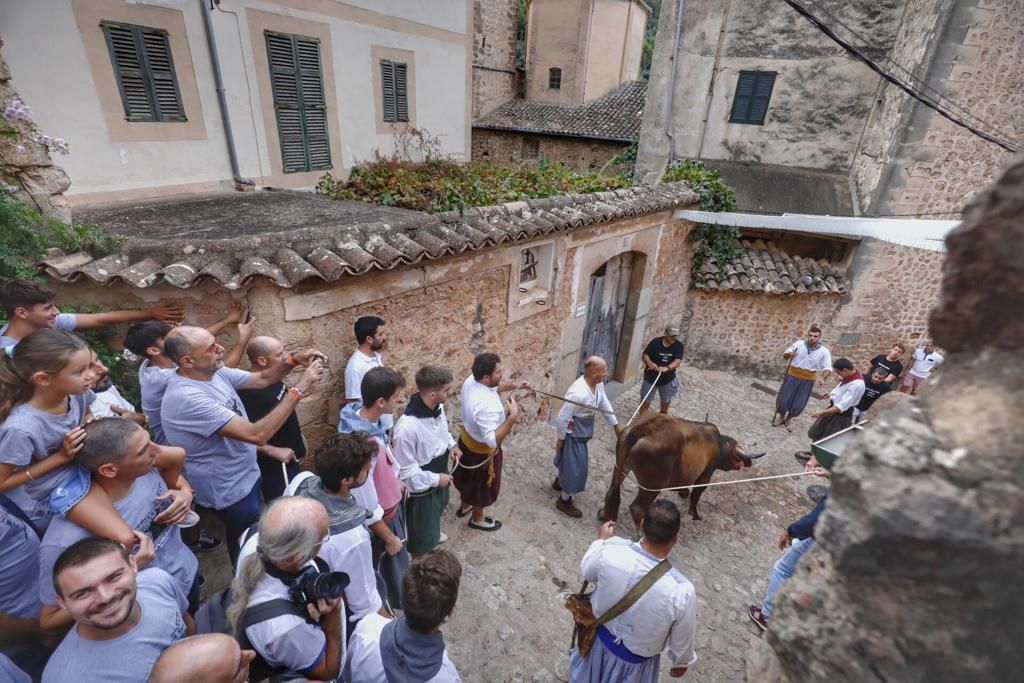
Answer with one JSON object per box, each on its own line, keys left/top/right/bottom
{"left": 584, "top": 0, "right": 647, "bottom": 101}
{"left": 0, "top": 0, "right": 470, "bottom": 203}
{"left": 524, "top": 0, "right": 587, "bottom": 104}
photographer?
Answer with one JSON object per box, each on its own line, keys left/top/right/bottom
{"left": 227, "top": 497, "right": 345, "bottom": 682}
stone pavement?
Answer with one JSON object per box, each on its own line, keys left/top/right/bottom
{"left": 199, "top": 365, "right": 828, "bottom": 682}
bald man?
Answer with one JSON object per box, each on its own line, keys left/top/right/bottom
{"left": 238, "top": 335, "right": 308, "bottom": 502}
{"left": 160, "top": 326, "right": 325, "bottom": 564}
{"left": 551, "top": 357, "right": 622, "bottom": 518}
{"left": 150, "top": 634, "right": 255, "bottom": 683}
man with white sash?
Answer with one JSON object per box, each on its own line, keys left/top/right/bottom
{"left": 776, "top": 326, "right": 832, "bottom": 428}
{"left": 551, "top": 356, "right": 622, "bottom": 518}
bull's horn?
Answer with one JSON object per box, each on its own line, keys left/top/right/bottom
{"left": 741, "top": 451, "right": 767, "bottom": 459}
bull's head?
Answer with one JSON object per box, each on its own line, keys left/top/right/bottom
{"left": 715, "top": 435, "right": 766, "bottom": 471}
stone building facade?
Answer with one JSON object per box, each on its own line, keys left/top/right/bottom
{"left": 637, "top": 0, "right": 1022, "bottom": 218}
{"left": 472, "top": 128, "right": 627, "bottom": 172}
{"left": 39, "top": 183, "right": 697, "bottom": 446}
{"left": 471, "top": 0, "right": 520, "bottom": 117}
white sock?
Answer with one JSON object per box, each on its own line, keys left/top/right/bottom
{"left": 560, "top": 491, "right": 572, "bottom": 501}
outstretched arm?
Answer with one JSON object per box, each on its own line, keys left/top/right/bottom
{"left": 73, "top": 301, "right": 184, "bottom": 329}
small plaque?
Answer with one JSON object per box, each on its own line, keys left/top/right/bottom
{"left": 575, "top": 304, "right": 587, "bottom": 318}
{"left": 837, "top": 332, "right": 861, "bottom": 345}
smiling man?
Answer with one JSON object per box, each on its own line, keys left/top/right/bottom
{"left": 42, "top": 537, "right": 191, "bottom": 683}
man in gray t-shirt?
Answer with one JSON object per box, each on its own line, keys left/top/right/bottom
{"left": 0, "top": 502, "right": 47, "bottom": 679}
{"left": 43, "top": 538, "right": 189, "bottom": 683}
{"left": 37, "top": 417, "right": 199, "bottom": 630}
{"left": 160, "top": 326, "right": 324, "bottom": 563}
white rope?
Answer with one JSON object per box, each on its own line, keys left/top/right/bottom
{"left": 625, "top": 370, "right": 664, "bottom": 427}
{"left": 280, "top": 461, "right": 291, "bottom": 487}
{"left": 625, "top": 470, "right": 814, "bottom": 493}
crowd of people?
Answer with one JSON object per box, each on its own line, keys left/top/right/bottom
{"left": 0, "top": 277, "right": 944, "bottom": 682}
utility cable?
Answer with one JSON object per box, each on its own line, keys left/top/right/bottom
{"left": 781, "top": 0, "right": 1021, "bottom": 153}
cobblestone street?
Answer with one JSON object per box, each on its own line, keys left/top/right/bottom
{"left": 200, "top": 364, "right": 825, "bottom": 682}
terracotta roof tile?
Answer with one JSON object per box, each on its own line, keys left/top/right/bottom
{"left": 694, "top": 239, "right": 850, "bottom": 295}
{"left": 41, "top": 182, "right": 698, "bottom": 290}
{"left": 472, "top": 81, "right": 646, "bottom": 142}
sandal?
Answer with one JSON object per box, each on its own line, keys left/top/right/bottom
{"left": 456, "top": 505, "right": 472, "bottom": 518}
{"left": 794, "top": 451, "right": 813, "bottom": 464}
{"left": 468, "top": 516, "right": 503, "bottom": 532}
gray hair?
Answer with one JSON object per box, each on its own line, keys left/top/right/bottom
{"left": 226, "top": 497, "right": 325, "bottom": 635}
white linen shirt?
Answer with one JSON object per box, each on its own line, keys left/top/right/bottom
{"left": 392, "top": 405, "right": 456, "bottom": 493}
{"left": 460, "top": 376, "right": 505, "bottom": 449}
{"left": 89, "top": 385, "right": 135, "bottom": 418}
{"left": 551, "top": 376, "right": 617, "bottom": 438}
{"left": 829, "top": 378, "right": 866, "bottom": 412}
{"left": 581, "top": 537, "right": 698, "bottom": 668}
{"left": 787, "top": 340, "right": 832, "bottom": 373}
{"left": 343, "top": 613, "right": 461, "bottom": 683}
{"left": 344, "top": 349, "right": 383, "bottom": 401}
{"left": 909, "top": 348, "right": 944, "bottom": 378}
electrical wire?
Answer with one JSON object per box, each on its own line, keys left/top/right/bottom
{"left": 781, "top": 0, "right": 1022, "bottom": 153}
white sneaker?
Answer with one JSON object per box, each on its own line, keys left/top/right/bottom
{"left": 176, "top": 510, "right": 201, "bottom": 528}
{"left": 438, "top": 531, "right": 449, "bottom": 544}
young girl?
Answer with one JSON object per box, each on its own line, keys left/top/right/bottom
{"left": 0, "top": 329, "right": 187, "bottom": 547}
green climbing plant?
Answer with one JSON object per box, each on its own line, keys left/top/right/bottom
{"left": 662, "top": 159, "right": 739, "bottom": 272}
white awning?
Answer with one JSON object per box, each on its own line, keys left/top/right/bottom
{"left": 674, "top": 210, "right": 959, "bottom": 252}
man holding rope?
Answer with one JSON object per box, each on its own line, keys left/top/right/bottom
{"left": 453, "top": 353, "right": 528, "bottom": 532}
{"left": 775, "top": 326, "right": 832, "bottom": 429}
{"left": 639, "top": 325, "right": 685, "bottom": 415}
{"left": 392, "top": 366, "right": 461, "bottom": 557}
{"left": 551, "top": 356, "right": 622, "bottom": 518}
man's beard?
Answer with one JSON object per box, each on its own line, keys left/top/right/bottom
{"left": 93, "top": 375, "right": 113, "bottom": 392}
{"left": 83, "top": 590, "right": 135, "bottom": 629}
{"left": 370, "top": 339, "right": 386, "bottom": 352}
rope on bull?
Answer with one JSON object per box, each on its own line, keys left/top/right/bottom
{"left": 623, "top": 470, "right": 815, "bottom": 493}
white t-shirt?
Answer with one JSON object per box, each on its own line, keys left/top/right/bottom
{"left": 344, "top": 349, "right": 383, "bottom": 401}
{"left": 343, "top": 613, "right": 461, "bottom": 683}
{"left": 89, "top": 385, "right": 135, "bottom": 418}
{"left": 460, "top": 376, "right": 505, "bottom": 449}
{"left": 909, "top": 348, "right": 944, "bottom": 378}
{"left": 829, "top": 378, "right": 866, "bottom": 413}
{"left": 786, "top": 340, "right": 832, "bottom": 373}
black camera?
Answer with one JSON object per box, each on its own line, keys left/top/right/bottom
{"left": 286, "top": 564, "right": 350, "bottom": 608}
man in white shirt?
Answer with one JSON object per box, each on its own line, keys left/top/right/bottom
{"left": 551, "top": 356, "right": 622, "bottom": 518}
{"left": 392, "top": 366, "right": 460, "bottom": 558}
{"left": 452, "top": 353, "right": 527, "bottom": 532}
{"left": 343, "top": 316, "right": 394, "bottom": 430}
{"left": 900, "top": 341, "right": 944, "bottom": 395}
{"left": 569, "top": 500, "right": 698, "bottom": 681}
{"left": 285, "top": 432, "right": 387, "bottom": 627}
{"left": 807, "top": 358, "right": 866, "bottom": 443}
{"left": 344, "top": 549, "right": 463, "bottom": 683}
{"left": 776, "top": 326, "right": 833, "bottom": 428}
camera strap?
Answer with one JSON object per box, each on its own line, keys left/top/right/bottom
{"left": 239, "top": 599, "right": 315, "bottom": 681}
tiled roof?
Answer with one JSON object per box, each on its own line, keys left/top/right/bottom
{"left": 41, "top": 183, "right": 697, "bottom": 290}
{"left": 694, "top": 239, "right": 850, "bottom": 295}
{"left": 472, "top": 81, "right": 646, "bottom": 142}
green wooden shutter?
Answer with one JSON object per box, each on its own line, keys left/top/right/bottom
{"left": 102, "top": 21, "right": 185, "bottom": 122}
{"left": 394, "top": 63, "right": 409, "bottom": 122}
{"left": 381, "top": 60, "right": 397, "bottom": 123}
{"left": 266, "top": 31, "right": 331, "bottom": 174}
{"left": 729, "top": 70, "right": 776, "bottom": 125}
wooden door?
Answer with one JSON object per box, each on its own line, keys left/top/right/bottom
{"left": 578, "top": 253, "right": 634, "bottom": 376}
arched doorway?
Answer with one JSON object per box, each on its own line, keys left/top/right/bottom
{"left": 578, "top": 252, "right": 644, "bottom": 380}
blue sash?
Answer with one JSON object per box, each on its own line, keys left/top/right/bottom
{"left": 597, "top": 625, "right": 651, "bottom": 664}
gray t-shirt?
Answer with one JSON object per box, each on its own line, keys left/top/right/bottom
{"left": 160, "top": 368, "right": 259, "bottom": 510}
{"left": 0, "top": 508, "right": 41, "bottom": 621}
{"left": 38, "top": 471, "right": 198, "bottom": 606}
{"left": 0, "top": 653, "right": 30, "bottom": 683}
{"left": 245, "top": 569, "right": 329, "bottom": 676}
{"left": 41, "top": 568, "right": 187, "bottom": 683}
{"left": 138, "top": 360, "right": 176, "bottom": 444}
{"left": 0, "top": 392, "right": 95, "bottom": 501}
{"left": 0, "top": 313, "right": 76, "bottom": 348}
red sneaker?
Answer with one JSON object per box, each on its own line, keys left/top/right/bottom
{"left": 747, "top": 605, "right": 768, "bottom": 631}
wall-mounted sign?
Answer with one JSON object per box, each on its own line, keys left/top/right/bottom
{"left": 575, "top": 304, "right": 587, "bottom": 318}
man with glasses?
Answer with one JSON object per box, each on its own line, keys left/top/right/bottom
{"left": 160, "top": 326, "right": 325, "bottom": 565}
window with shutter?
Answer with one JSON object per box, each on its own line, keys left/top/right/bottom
{"left": 729, "top": 70, "right": 776, "bottom": 125}
{"left": 102, "top": 20, "right": 186, "bottom": 122}
{"left": 266, "top": 31, "right": 332, "bottom": 174}
{"left": 380, "top": 60, "right": 410, "bottom": 123}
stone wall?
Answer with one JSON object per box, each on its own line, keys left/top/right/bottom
{"left": 472, "top": 0, "right": 519, "bottom": 117}
{"left": 0, "top": 38, "right": 70, "bottom": 222}
{"left": 852, "top": 0, "right": 1021, "bottom": 218}
{"left": 48, "top": 209, "right": 695, "bottom": 449}
{"left": 682, "top": 239, "right": 945, "bottom": 378}
{"left": 471, "top": 128, "right": 629, "bottom": 172}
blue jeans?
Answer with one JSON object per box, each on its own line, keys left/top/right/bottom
{"left": 762, "top": 536, "right": 814, "bottom": 619}
{"left": 215, "top": 478, "right": 262, "bottom": 567}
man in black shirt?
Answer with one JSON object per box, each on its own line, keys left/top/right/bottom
{"left": 237, "top": 336, "right": 306, "bottom": 502}
{"left": 639, "top": 325, "right": 685, "bottom": 414}
{"left": 853, "top": 368, "right": 892, "bottom": 422}
{"left": 867, "top": 343, "right": 905, "bottom": 384}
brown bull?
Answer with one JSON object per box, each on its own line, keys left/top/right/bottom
{"left": 599, "top": 412, "right": 765, "bottom": 528}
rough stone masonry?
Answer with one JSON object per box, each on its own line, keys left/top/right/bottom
{"left": 746, "top": 154, "right": 1024, "bottom": 681}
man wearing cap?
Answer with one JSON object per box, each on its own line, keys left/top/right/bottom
{"left": 639, "top": 325, "right": 685, "bottom": 415}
